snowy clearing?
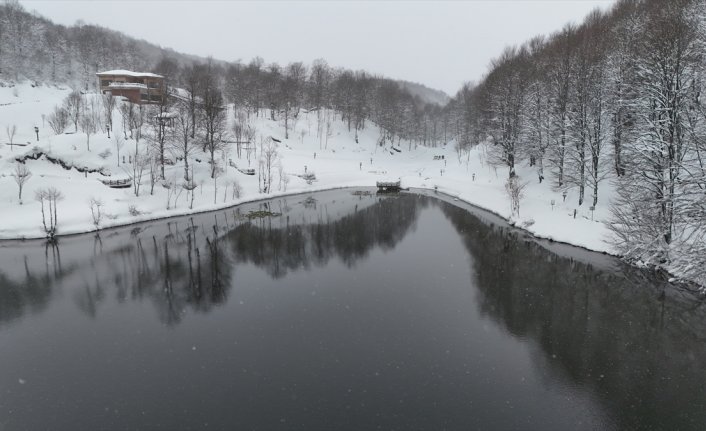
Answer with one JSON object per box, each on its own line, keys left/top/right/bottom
{"left": 1, "top": 82, "right": 614, "bottom": 258}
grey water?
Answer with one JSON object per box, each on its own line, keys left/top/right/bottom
{"left": 0, "top": 189, "right": 704, "bottom": 431}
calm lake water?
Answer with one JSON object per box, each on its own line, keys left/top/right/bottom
{"left": 1, "top": 189, "right": 705, "bottom": 430}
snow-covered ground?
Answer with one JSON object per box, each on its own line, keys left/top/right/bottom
{"left": 0, "top": 82, "right": 615, "bottom": 257}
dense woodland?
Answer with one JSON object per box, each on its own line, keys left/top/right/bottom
{"left": 1, "top": 0, "right": 706, "bottom": 282}
{"left": 445, "top": 0, "right": 706, "bottom": 281}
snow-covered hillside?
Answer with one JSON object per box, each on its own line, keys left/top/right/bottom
{"left": 0, "top": 82, "right": 614, "bottom": 258}
{"left": 397, "top": 81, "right": 451, "bottom": 106}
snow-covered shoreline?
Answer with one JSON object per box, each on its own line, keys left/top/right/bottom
{"left": 0, "top": 83, "right": 624, "bottom": 273}
{"left": 0, "top": 181, "right": 614, "bottom": 258}
{"left": 0, "top": 166, "right": 613, "bottom": 254}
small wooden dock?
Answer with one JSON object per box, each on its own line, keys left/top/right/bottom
{"left": 100, "top": 178, "right": 132, "bottom": 189}
{"left": 229, "top": 159, "right": 256, "bottom": 175}
{"left": 376, "top": 180, "right": 401, "bottom": 192}
{"left": 237, "top": 167, "right": 256, "bottom": 175}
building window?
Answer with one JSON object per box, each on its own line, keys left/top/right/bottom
{"left": 101, "top": 80, "right": 112, "bottom": 87}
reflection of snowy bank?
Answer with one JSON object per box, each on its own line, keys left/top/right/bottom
{"left": 0, "top": 189, "right": 381, "bottom": 284}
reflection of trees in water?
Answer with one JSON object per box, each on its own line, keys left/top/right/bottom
{"left": 0, "top": 242, "right": 70, "bottom": 327}
{"left": 0, "top": 194, "right": 426, "bottom": 326}
{"left": 226, "top": 195, "right": 427, "bottom": 278}
{"left": 3, "top": 193, "right": 705, "bottom": 427}
{"left": 441, "top": 203, "right": 706, "bottom": 430}
{"left": 109, "top": 219, "right": 234, "bottom": 326}
{"left": 0, "top": 218, "right": 234, "bottom": 327}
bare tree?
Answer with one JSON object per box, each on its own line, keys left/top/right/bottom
{"left": 258, "top": 137, "right": 279, "bottom": 193}
{"left": 102, "top": 92, "right": 116, "bottom": 130}
{"left": 199, "top": 61, "right": 228, "bottom": 178}
{"left": 523, "top": 37, "right": 551, "bottom": 183}
{"left": 35, "top": 189, "right": 49, "bottom": 236}
{"left": 281, "top": 61, "right": 307, "bottom": 139}
{"left": 265, "top": 62, "right": 282, "bottom": 121}
{"left": 172, "top": 101, "right": 196, "bottom": 181}
{"left": 114, "top": 132, "right": 124, "bottom": 166}
{"left": 546, "top": 24, "right": 577, "bottom": 188}
{"left": 245, "top": 57, "right": 265, "bottom": 116}
{"left": 149, "top": 97, "right": 172, "bottom": 179}
{"left": 47, "top": 188, "right": 63, "bottom": 236}
{"left": 47, "top": 105, "right": 69, "bottom": 135}
{"left": 212, "top": 162, "right": 223, "bottom": 204}
{"left": 162, "top": 176, "right": 176, "bottom": 210}
{"left": 88, "top": 197, "right": 104, "bottom": 231}
{"left": 584, "top": 12, "right": 610, "bottom": 208}
{"left": 244, "top": 124, "right": 257, "bottom": 166}
{"left": 35, "top": 186, "right": 64, "bottom": 239}
{"left": 129, "top": 103, "right": 145, "bottom": 148}
{"left": 64, "top": 90, "right": 82, "bottom": 132}
{"left": 132, "top": 150, "right": 148, "bottom": 197}
{"left": 119, "top": 101, "right": 135, "bottom": 139}
{"left": 182, "top": 177, "right": 197, "bottom": 209}
{"left": 5, "top": 124, "right": 17, "bottom": 147}
{"left": 182, "top": 63, "right": 202, "bottom": 139}
{"left": 309, "top": 58, "right": 331, "bottom": 113}
{"left": 608, "top": 10, "right": 640, "bottom": 178}
{"left": 325, "top": 114, "right": 333, "bottom": 149}
{"left": 505, "top": 176, "right": 528, "bottom": 218}
{"left": 79, "top": 103, "right": 99, "bottom": 151}
{"left": 149, "top": 154, "right": 160, "bottom": 195}
{"left": 231, "top": 179, "right": 242, "bottom": 200}
{"left": 563, "top": 15, "right": 611, "bottom": 207}
{"left": 232, "top": 109, "right": 253, "bottom": 159}
{"left": 277, "top": 162, "right": 289, "bottom": 192}
{"left": 225, "top": 62, "right": 245, "bottom": 112}
{"left": 11, "top": 162, "right": 31, "bottom": 204}
{"left": 484, "top": 46, "right": 530, "bottom": 178}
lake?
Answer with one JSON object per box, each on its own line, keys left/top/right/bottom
{"left": 1, "top": 189, "right": 704, "bottom": 430}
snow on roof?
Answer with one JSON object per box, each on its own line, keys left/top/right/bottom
{"left": 108, "top": 82, "right": 148, "bottom": 89}
{"left": 97, "top": 70, "right": 164, "bottom": 78}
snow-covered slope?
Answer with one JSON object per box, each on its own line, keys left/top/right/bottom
{"left": 0, "top": 83, "right": 614, "bottom": 260}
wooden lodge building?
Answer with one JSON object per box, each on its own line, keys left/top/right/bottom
{"left": 96, "top": 70, "right": 165, "bottom": 104}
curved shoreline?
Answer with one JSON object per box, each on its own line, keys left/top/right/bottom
{"left": 1, "top": 184, "right": 593, "bottom": 247}
{"left": 1, "top": 184, "right": 701, "bottom": 292}
{"left": 0, "top": 185, "right": 704, "bottom": 293}
{"left": 0, "top": 184, "right": 365, "bottom": 242}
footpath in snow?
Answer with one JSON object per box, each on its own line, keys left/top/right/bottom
{"left": 0, "top": 83, "right": 614, "bottom": 257}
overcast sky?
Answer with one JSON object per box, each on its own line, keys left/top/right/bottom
{"left": 22, "top": 0, "right": 615, "bottom": 95}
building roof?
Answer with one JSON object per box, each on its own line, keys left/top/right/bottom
{"left": 97, "top": 70, "right": 164, "bottom": 78}
{"left": 108, "top": 82, "right": 148, "bottom": 90}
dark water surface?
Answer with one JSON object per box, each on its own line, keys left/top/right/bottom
{"left": 1, "top": 189, "right": 705, "bottom": 431}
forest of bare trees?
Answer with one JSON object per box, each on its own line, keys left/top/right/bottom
{"left": 444, "top": 0, "right": 706, "bottom": 280}
{"left": 0, "top": 0, "right": 447, "bottom": 148}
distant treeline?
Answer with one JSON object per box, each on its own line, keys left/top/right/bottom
{"left": 157, "top": 57, "right": 448, "bottom": 146}
{"left": 0, "top": 0, "right": 448, "bottom": 147}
